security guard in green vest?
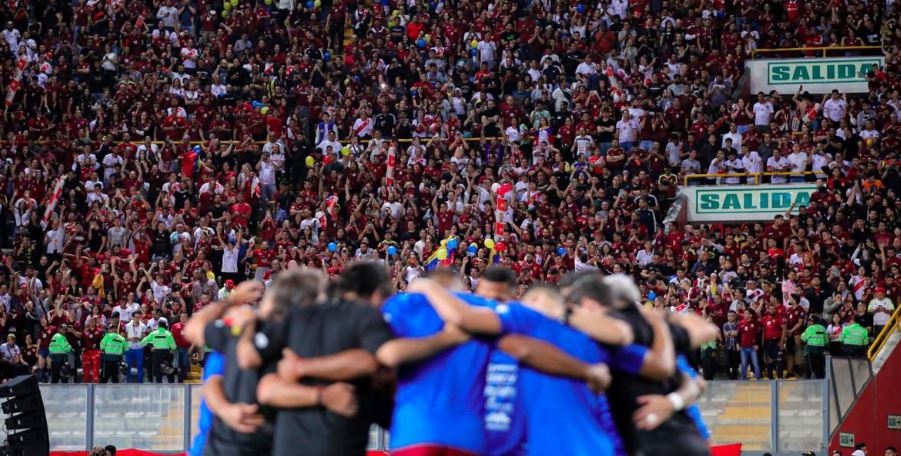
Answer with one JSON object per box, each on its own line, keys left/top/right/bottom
{"left": 801, "top": 315, "right": 828, "bottom": 378}
{"left": 141, "top": 320, "right": 177, "bottom": 383}
{"left": 48, "top": 327, "right": 74, "bottom": 383}
{"left": 840, "top": 317, "right": 870, "bottom": 358}
{"left": 100, "top": 324, "right": 128, "bottom": 383}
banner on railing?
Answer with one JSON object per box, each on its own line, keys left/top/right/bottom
{"left": 746, "top": 56, "right": 884, "bottom": 94}
{"left": 679, "top": 184, "right": 815, "bottom": 222}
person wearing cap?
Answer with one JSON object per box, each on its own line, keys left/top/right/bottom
{"left": 851, "top": 443, "right": 867, "bottom": 456}
{"left": 800, "top": 315, "right": 828, "bottom": 378}
{"left": 48, "top": 326, "right": 74, "bottom": 383}
{"left": 99, "top": 323, "right": 128, "bottom": 383}
{"left": 141, "top": 319, "right": 177, "bottom": 383}
{"left": 840, "top": 317, "right": 870, "bottom": 357}
{"left": 867, "top": 286, "right": 895, "bottom": 337}
{"left": 218, "top": 279, "right": 236, "bottom": 301}
{"left": 802, "top": 451, "right": 816, "bottom": 456}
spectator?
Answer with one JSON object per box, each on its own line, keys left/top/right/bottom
{"left": 0, "top": 0, "right": 893, "bottom": 385}
{"left": 868, "top": 286, "right": 895, "bottom": 336}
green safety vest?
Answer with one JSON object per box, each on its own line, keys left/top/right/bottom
{"left": 840, "top": 323, "right": 869, "bottom": 346}
{"left": 141, "top": 328, "right": 176, "bottom": 351}
{"left": 100, "top": 332, "right": 128, "bottom": 355}
{"left": 48, "top": 333, "right": 72, "bottom": 355}
{"left": 801, "top": 324, "right": 828, "bottom": 347}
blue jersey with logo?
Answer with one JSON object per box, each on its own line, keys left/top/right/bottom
{"left": 381, "top": 292, "right": 497, "bottom": 453}
{"left": 484, "top": 350, "right": 527, "bottom": 456}
{"left": 676, "top": 355, "right": 711, "bottom": 440}
{"left": 495, "top": 303, "right": 647, "bottom": 456}
{"left": 189, "top": 351, "right": 225, "bottom": 456}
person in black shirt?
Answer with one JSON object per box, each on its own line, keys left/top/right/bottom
{"left": 571, "top": 273, "right": 715, "bottom": 456}
{"left": 237, "top": 262, "right": 397, "bottom": 456}
{"left": 184, "top": 270, "right": 326, "bottom": 456}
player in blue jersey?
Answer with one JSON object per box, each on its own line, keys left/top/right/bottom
{"left": 188, "top": 350, "right": 225, "bottom": 456}
{"left": 406, "top": 277, "right": 677, "bottom": 456}
{"left": 377, "top": 279, "right": 616, "bottom": 456}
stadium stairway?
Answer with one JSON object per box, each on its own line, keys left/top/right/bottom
{"left": 700, "top": 382, "right": 771, "bottom": 450}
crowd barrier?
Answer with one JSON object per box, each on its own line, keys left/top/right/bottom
{"left": 0, "top": 379, "right": 830, "bottom": 455}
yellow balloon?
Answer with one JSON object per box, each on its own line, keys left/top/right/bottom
{"left": 470, "top": 39, "right": 479, "bottom": 48}
{"left": 341, "top": 146, "right": 351, "bottom": 156}
{"left": 484, "top": 239, "right": 495, "bottom": 249}
{"left": 436, "top": 248, "right": 448, "bottom": 260}
{"left": 305, "top": 156, "right": 315, "bottom": 168}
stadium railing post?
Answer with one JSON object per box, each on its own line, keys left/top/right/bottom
{"left": 86, "top": 384, "right": 95, "bottom": 451}
{"left": 770, "top": 381, "right": 779, "bottom": 452}
{"left": 184, "top": 384, "right": 193, "bottom": 452}
{"left": 822, "top": 358, "right": 832, "bottom": 454}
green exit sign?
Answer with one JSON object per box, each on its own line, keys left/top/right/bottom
{"left": 889, "top": 415, "right": 901, "bottom": 430}
{"left": 840, "top": 433, "right": 855, "bottom": 447}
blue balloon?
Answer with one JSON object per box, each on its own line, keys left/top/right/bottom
{"left": 576, "top": 3, "right": 585, "bottom": 13}
{"left": 648, "top": 291, "right": 657, "bottom": 301}
{"left": 467, "top": 244, "right": 478, "bottom": 256}
{"left": 557, "top": 247, "right": 566, "bottom": 256}
{"left": 470, "top": 48, "right": 477, "bottom": 57}
{"left": 416, "top": 38, "right": 426, "bottom": 49}
{"left": 193, "top": 145, "right": 202, "bottom": 152}
{"left": 323, "top": 50, "right": 331, "bottom": 62}
{"left": 387, "top": 246, "right": 398, "bottom": 256}
{"left": 327, "top": 242, "right": 337, "bottom": 252}
{"left": 447, "top": 239, "right": 459, "bottom": 250}
{"left": 306, "top": 1, "right": 313, "bottom": 7}
{"left": 381, "top": 0, "right": 389, "bottom": 5}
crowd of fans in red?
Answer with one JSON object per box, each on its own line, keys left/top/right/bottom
{"left": 0, "top": 0, "right": 898, "bottom": 382}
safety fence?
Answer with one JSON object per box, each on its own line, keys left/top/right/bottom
{"left": 750, "top": 45, "right": 883, "bottom": 58}
{"left": 0, "top": 375, "right": 844, "bottom": 455}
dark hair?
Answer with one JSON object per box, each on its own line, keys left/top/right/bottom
{"left": 336, "top": 262, "right": 393, "bottom": 302}
{"left": 268, "top": 269, "right": 325, "bottom": 315}
{"left": 481, "top": 266, "right": 517, "bottom": 288}
{"left": 105, "top": 445, "right": 117, "bottom": 456}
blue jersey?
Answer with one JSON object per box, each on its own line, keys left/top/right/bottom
{"left": 189, "top": 351, "right": 226, "bottom": 456}
{"left": 495, "top": 303, "right": 648, "bottom": 456}
{"left": 381, "top": 292, "right": 497, "bottom": 454}
{"left": 676, "top": 356, "right": 711, "bottom": 440}
{"left": 484, "top": 350, "right": 527, "bottom": 456}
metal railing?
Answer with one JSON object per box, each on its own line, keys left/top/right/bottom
{"left": 682, "top": 171, "right": 819, "bottom": 185}
{"left": 867, "top": 304, "right": 901, "bottom": 361}
{"left": 9, "top": 378, "right": 838, "bottom": 454}
{"left": 751, "top": 45, "right": 883, "bottom": 58}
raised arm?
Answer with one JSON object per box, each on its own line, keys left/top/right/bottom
{"left": 276, "top": 348, "right": 379, "bottom": 382}
{"left": 375, "top": 324, "right": 471, "bottom": 368}
{"left": 498, "top": 334, "right": 610, "bottom": 393}
{"left": 408, "top": 278, "right": 502, "bottom": 334}
{"left": 568, "top": 307, "right": 635, "bottom": 346}
{"left": 183, "top": 281, "right": 263, "bottom": 346}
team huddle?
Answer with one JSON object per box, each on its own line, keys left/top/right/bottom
{"left": 183, "top": 262, "right": 719, "bottom": 456}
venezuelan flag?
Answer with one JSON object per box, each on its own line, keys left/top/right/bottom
{"left": 424, "top": 236, "right": 459, "bottom": 271}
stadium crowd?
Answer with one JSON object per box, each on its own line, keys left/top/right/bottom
{"left": 0, "top": 0, "right": 898, "bottom": 384}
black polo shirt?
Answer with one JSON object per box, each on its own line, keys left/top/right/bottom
{"left": 606, "top": 307, "right": 711, "bottom": 456}
{"left": 253, "top": 299, "right": 394, "bottom": 456}
{"left": 203, "top": 320, "right": 274, "bottom": 456}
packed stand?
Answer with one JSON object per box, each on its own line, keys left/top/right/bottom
{"left": 0, "top": 0, "right": 899, "bottom": 383}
